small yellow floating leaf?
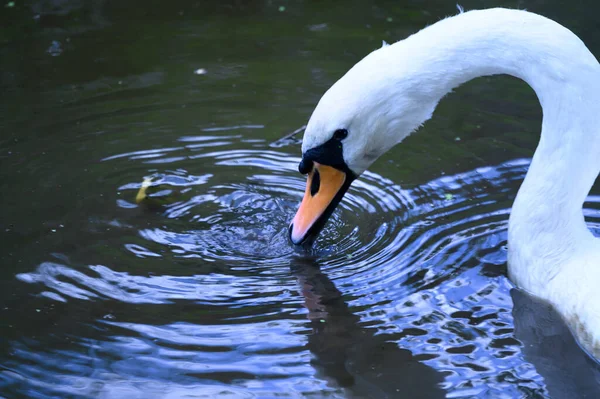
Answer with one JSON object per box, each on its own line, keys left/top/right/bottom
{"left": 136, "top": 177, "right": 153, "bottom": 204}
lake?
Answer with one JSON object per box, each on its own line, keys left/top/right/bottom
{"left": 1, "top": 1, "right": 600, "bottom": 398}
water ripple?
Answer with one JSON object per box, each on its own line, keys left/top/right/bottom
{"left": 9, "top": 140, "right": 600, "bottom": 398}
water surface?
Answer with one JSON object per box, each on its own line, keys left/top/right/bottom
{"left": 2, "top": 1, "right": 600, "bottom": 398}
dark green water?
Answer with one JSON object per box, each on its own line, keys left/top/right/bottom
{"left": 1, "top": 1, "right": 600, "bottom": 398}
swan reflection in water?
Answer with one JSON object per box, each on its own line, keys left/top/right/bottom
{"left": 511, "top": 289, "right": 600, "bottom": 398}
{"left": 291, "top": 254, "right": 600, "bottom": 398}
{"left": 290, "top": 256, "right": 445, "bottom": 398}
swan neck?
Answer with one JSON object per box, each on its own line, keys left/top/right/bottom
{"left": 400, "top": 10, "right": 600, "bottom": 214}
{"left": 396, "top": 9, "right": 600, "bottom": 278}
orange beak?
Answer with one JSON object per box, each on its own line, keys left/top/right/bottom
{"left": 289, "top": 162, "right": 349, "bottom": 246}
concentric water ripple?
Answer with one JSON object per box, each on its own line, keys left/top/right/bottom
{"left": 110, "top": 141, "right": 416, "bottom": 267}
{"left": 8, "top": 135, "right": 600, "bottom": 398}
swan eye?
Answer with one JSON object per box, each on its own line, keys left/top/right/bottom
{"left": 333, "top": 129, "right": 348, "bottom": 140}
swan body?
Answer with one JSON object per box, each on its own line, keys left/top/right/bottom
{"left": 290, "top": 8, "right": 600, "bottom": 359}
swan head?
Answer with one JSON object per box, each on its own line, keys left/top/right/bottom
{"left": 289, "top": 45, "right": 439, "bottom": 246}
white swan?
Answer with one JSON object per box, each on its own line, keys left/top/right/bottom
{"left": 289, "top": 8, "right": 600, "bottom": 359}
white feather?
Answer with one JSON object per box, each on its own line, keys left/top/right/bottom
{"left": 302, "top": 8, "right": 600, "bottom": 359}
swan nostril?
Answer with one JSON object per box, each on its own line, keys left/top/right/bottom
{"left": 310, "top": 169, "right": 321, "bottom": 196}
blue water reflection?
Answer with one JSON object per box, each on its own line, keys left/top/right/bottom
{"left": 7, "top": 143, "right": 600, "bottom": 397}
